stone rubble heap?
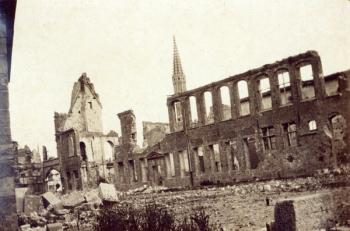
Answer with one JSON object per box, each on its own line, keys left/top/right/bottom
{"left": 17, "top": 183, "right": 119, "bottom": 231}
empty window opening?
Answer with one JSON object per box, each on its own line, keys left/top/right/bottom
{"left": 261, "top": 126, "right": 276, "bottom": 151}
{"left": 189, "top": 96, "right": 198, "bottom": 126}
{"left": 308, "top": 120, "right": 317, "bottom": 131}
{"left": 165, "top": 153, "right": 175, "bottom": 177}
{"left": 131, "top": 132, "right": 136, "bottom": 142}
{"left": 104, "top": 141, "right": 114, "bottom": 161}
{"left": 140, "top": 158, "right": 148, "bottom": 182}
{"left": 204, "top": 91, "right": 214, "bottom": 124}
{"left": 278, "top": 71, "right": 292, "bottom": 105}
{"left": 209, "top": 144, "right": 221, "bottom": 172}
{"left": 220, "top": 86, "right": 232, "bottom": 120}
{"left": 128, "top": 160, "right": 137, "bottom": 182}
{"left": 173, "top": 101, "right": 183, "bottom": 131}
{"left": 227, "top": 141, "right": 239, "bottom": 171}
{"left": 243, "top": 138, "right": 251, "bottom": 169}
{"left": 88, "top": 102, "right": 92, "bottom": 109}
{"left": 300, "top": 65, "right": 315, "bottom": 100}
{"left": 179, "top": 150, "right": 189, "bottom": 177}
{"left": 257, "top": 77, "right": 272, "bottom": 110}
{"left": 194, "top": 147, "right": 205, "bottom": 174}
{"left": 68, "top": 136, "right": 74, "bottom": 157}
{"left": 237, "top": 80, "right": 250, "bottom": 116}
{"left": 283, "top": 122, "right": 297, "bottom": 147}
{"left": 325, "top": 75, "right": 341, "bottom": 96}
{"left": 79, "top": 142, "right": 87, "bottom": 161}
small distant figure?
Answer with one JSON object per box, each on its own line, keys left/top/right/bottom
{"left": 266, "top": 196, "right": 270, "bottom": 206}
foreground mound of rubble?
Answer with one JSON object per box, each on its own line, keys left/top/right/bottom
{"left": 16, "top": 166, "right": 350, "bottom": 231}
{"left": 17, "top": 183, "right": 119, "bottom": 231}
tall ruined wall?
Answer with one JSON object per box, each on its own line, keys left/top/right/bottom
{"left": 0, "top": 0, "right": 17, "bottom": 229}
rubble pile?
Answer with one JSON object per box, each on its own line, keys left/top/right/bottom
{"left": 17, "top": 184, "right": 118, "bottom": 231}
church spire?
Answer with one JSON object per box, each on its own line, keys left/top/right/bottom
{"left": 172, "top": 36, "right": 187, "bottom": 94}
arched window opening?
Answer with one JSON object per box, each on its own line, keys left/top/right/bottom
{"left": 45, "top": 169, "right": 62, "bottom": 193}
{"left": 257, "top": 76, "right": 272, "bottom": 110}
{"left": 173, "top": 101, "right": 183, "bottom": 131}
{"left": 104, "top": 141, "right": 114, "bottom": 161}
{"left": 189, "top": 96, "right": 198, "bottom": 126}
{"left": 237, "top": 80, "right": 250, "bottom": 116}
{"left": 278, "top": 71, "right": 292, "bottom": 105}
{"left": 80, "top": 142, "right": 87, "bottom": 161}
{"left": 204, "top": 91, "right": 214, "bottom": 124}
{"left": 300, "top": 65, "right": 315, "bottom": 100}
{"left": 220, "top": 86, "right": 232, "bottom": 120}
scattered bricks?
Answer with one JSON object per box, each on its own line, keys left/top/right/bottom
{"left": 98, "top": 183, "right": 119, "bottom": 202}
{"left": 84, "top": 190, "right": 101, "bottom": 204}
{"left": 274, "top": 193, "right": 335, "bottom": 231}
{"left": 28, "top": 226, "right": 46, "bottom": 231}
{"left": 42, "top": 192, "right": 63, "bottom": 211}
{"left": 263, "top": 184, "right": 272, "bottom": 192}
{"left": 47, "top": 223, "right": 63, "bottom": 231}
{"left": 20, "top": 224, "right": 31, "bottom": 231}
{"left": 16, "top": 187, "right": 28, "bottom": 213}
{"left": 62, "top": 191, "right": 85, "bottom": 208}
{"left": 66, "top": 220, "right": 78, "bottom": 231}
{"left": 24, "top": 195, "right": 44, "bottom": 215}
{"left": 54, "top": 209, "right": 69, "bottom": 216}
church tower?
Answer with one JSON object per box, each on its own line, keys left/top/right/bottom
{"left": 172, "top": 37, "right": 187, "bottom": 94}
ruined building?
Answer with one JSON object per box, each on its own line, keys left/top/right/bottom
{"left": 15, "top": 146, "right": 43, "bottom": 194}
{"left": 54, "top": 74, "right": 118, "bottom": 192}
{"left": 114, "top": 41, "right": 350, "bottom": 190}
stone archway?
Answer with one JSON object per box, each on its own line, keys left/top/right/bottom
{"left": 44, "top": 168, "right": 62, "bottom": 193}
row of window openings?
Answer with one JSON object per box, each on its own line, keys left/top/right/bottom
{"left": 173, "top": 65, "right": 316, "bottom": 127}
{"left": 261, "top": 120, "right": 317, "bottom": 151}
{"left": 119, "top": 119, "right": 318, "bottom": 183}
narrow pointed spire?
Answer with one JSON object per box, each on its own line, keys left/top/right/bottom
{"left": 172, "top": 36, "right": 187, "bottom": 94}
{"left": 173, "top": 36, "right": 184, "bottom": 75}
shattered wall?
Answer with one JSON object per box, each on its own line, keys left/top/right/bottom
{"left": 54, "top": 74, "right": 119, "bottom": 193}
{"left": 15, "top": 146, "right": 43, "bottom": 194}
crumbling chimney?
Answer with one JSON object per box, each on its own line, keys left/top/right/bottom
{"left": 42, "top": 145, "right": 48, "bottom": 161}
{"left": 118, "top": 110, "right": 137, "bottom": 146}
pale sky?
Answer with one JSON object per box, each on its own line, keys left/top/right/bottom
{"left": 9, "top": 0, "right": 350, "bottom": 157}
